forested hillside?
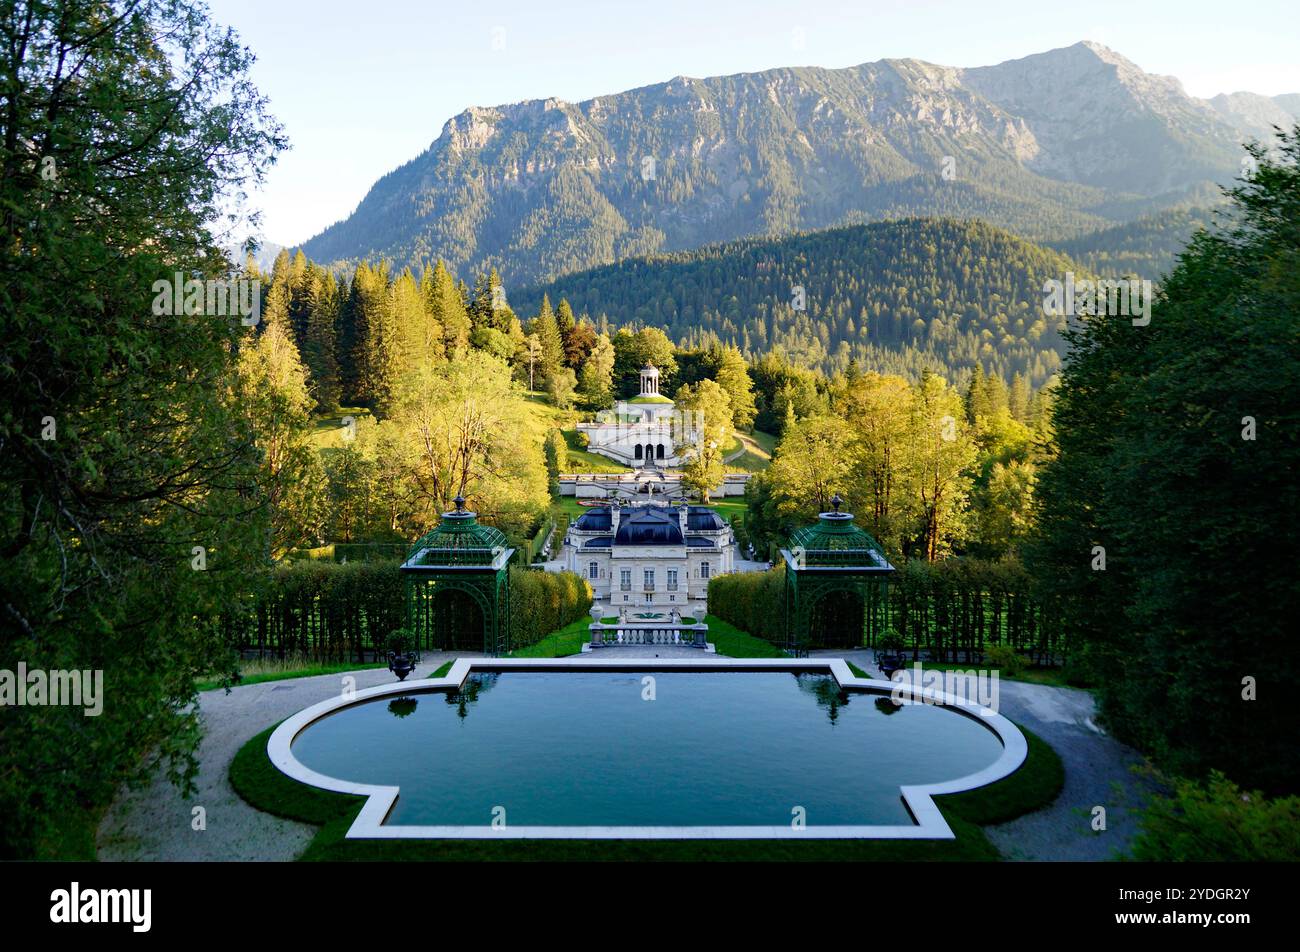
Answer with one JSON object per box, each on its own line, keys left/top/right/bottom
{"left": 1050, "top": 206, "right": 1217, "bottom": 278}
{"left": 517, "top": 218, "right": 1080, "bottom": 385}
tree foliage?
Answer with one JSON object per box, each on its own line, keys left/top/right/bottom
{"left": 0, "top": 0, "right": 283, "bottom": 856}
{"left": 1028, "top": 127, "right": 1300, "bottom": 793}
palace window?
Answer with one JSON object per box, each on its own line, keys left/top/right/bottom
{"left": 667, "top": 569, "right": 678, "bottom": 592}
{"left": 700, "top": 561, "right": 711, "bottom": 579}
{"left": 643, "top": 568, "right": 655, "bottom": 591}
{"left": 588, "top": 561, "right": 599, "bottom": 581}
{"left": 619, "top": 569, "right": 631, "bottom": 592}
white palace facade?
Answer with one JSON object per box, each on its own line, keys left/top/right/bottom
{"left": 554, "top": 500, "right": 741, "bottom": 618}
{"left": 577, "top": 363, "right": 697, "bottom": 467}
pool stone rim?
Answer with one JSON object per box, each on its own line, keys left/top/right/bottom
{"left": 267, "top": 657, "right": 1028, "bottom": 841}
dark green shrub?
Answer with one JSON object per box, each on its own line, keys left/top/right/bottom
{"left": 1130, "top": 771, "right": 1300, "bottom": 862}
{"left": 985, "top": 643, "right": 1026, "bottom": 675}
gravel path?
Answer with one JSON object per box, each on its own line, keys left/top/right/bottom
{"left": 817, "top": 649, "right": 1158, "bottom": 861}
{"left": 96, "top": 654, "right": 468, "bottom": 861}
{"left": 98, "top": 648, "right": 1154, "bottom": 861}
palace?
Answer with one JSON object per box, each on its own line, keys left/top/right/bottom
{"left": 577, "top": 363, "right": 696, "bottom": 467}
{"left": 548, "top": 361, "right": 767, "bottom": 619}
{"left": 554, "top": 499, "right": 759, "bottom": 618}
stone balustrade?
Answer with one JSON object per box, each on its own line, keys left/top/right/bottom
{"left": 589, "top": 622, "right": 709, "bottom": 648}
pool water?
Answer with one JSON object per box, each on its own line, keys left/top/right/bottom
{"left": 291, "top": 671, "right": 1003, "bottom": 828}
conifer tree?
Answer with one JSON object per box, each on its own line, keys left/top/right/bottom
{"left": 531, "top": 294, "right": 565, "bottom": 385}
{"left": 712, "top": 345, "right": 758, "bottom": 430}
{"left": 555, "top": 297, "right": 576, "bottom": 343}
{"left": 1009, "top": 371, "right": 1032, "bottom": 423}
{"left": 424, "top": 260, "right": 471, "bottom": 355}
{"left": 304, "top": 269, "right": 342, "bottom": 410}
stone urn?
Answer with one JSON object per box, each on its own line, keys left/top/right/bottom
{"left": 387, "top": 650, "right": 418, "bottom": 681}
{"left": 385, "top": 628, "right": 419, "bottom": 681}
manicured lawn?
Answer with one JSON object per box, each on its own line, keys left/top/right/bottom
{"left": 703, "top": 615, "right": 786, "bottom": 658}
{"left": 551, "top": 496, "right": 589, "bottom": 520}
{"left": 559, "top": 429, "right": 626, "bottom": 473}
{"left": 508, "top": 617, "right": 592, "bottom": 657}
{"left": 704, "top": 498, "right": 748, "bottom": 522}
{"left": 725, "top": 429, "right": 776, "bottom": 473}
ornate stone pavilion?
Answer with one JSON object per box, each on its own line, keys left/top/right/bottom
{"left": 577, "top": 363, "right": 698, "bottom": 467}
{"left": 553, "top": 499, "right": 756, "bottom": 617}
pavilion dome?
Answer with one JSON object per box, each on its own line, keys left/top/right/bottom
{"left": 788, "top": 496, "right": 889, "bottom": 567}
{"left": 614, "top": 506, "right": 684, "bottom": 546}
{"left": 404, "top": 497, "right": 508, "bottom": 566}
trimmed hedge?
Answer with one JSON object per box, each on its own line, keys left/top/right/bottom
{"left": 289, "top": 542, "right": 409, "bottom": 563}
{"left": 709, "top": 556, "right": 1062, "bottom": 662}
{"left": 707, "top": 565, "right": 786, "bottom": 644}
{"left": 890, "top": 557, "right": 1058, "bottom": 664}
{"left": 508, "top": 567, "right": 593, "bottom": 649}
{"left": 226, "top": 562, "right": 592, "bottom": 659}
{"left": 520, "top": 518, "right": 555, "bottom": 564}
{"left": 223, "top": 560, "right": 404, "bottom": 662}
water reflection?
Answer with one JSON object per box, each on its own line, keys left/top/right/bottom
{"left": 388, "top": 697, "right": 418, "bottom": 718}
{"left": 444, "top": 672, "right": 499, "bottom": 720}
{"left": 794, "top": 673, "right": 851, "bottom": 724}
{"left": 875, "top": 697, "right": 902, "bottom": 716}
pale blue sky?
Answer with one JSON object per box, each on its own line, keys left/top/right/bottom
{"left": 207, "top": 0, "right": 1300, "bottom": 246}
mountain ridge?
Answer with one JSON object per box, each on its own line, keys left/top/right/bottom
{"left": 301, "top": 41, "right": 1294, "bottom": 287}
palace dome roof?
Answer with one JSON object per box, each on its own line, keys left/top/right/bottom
{"left": 614, "top": 506, "right": 684, "bottom": 546}
{"left": 686, "top": 507, "right": 726, "bottom": 531}
{"left": 573, "top": 507, "right": 612, "bottom": 531}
